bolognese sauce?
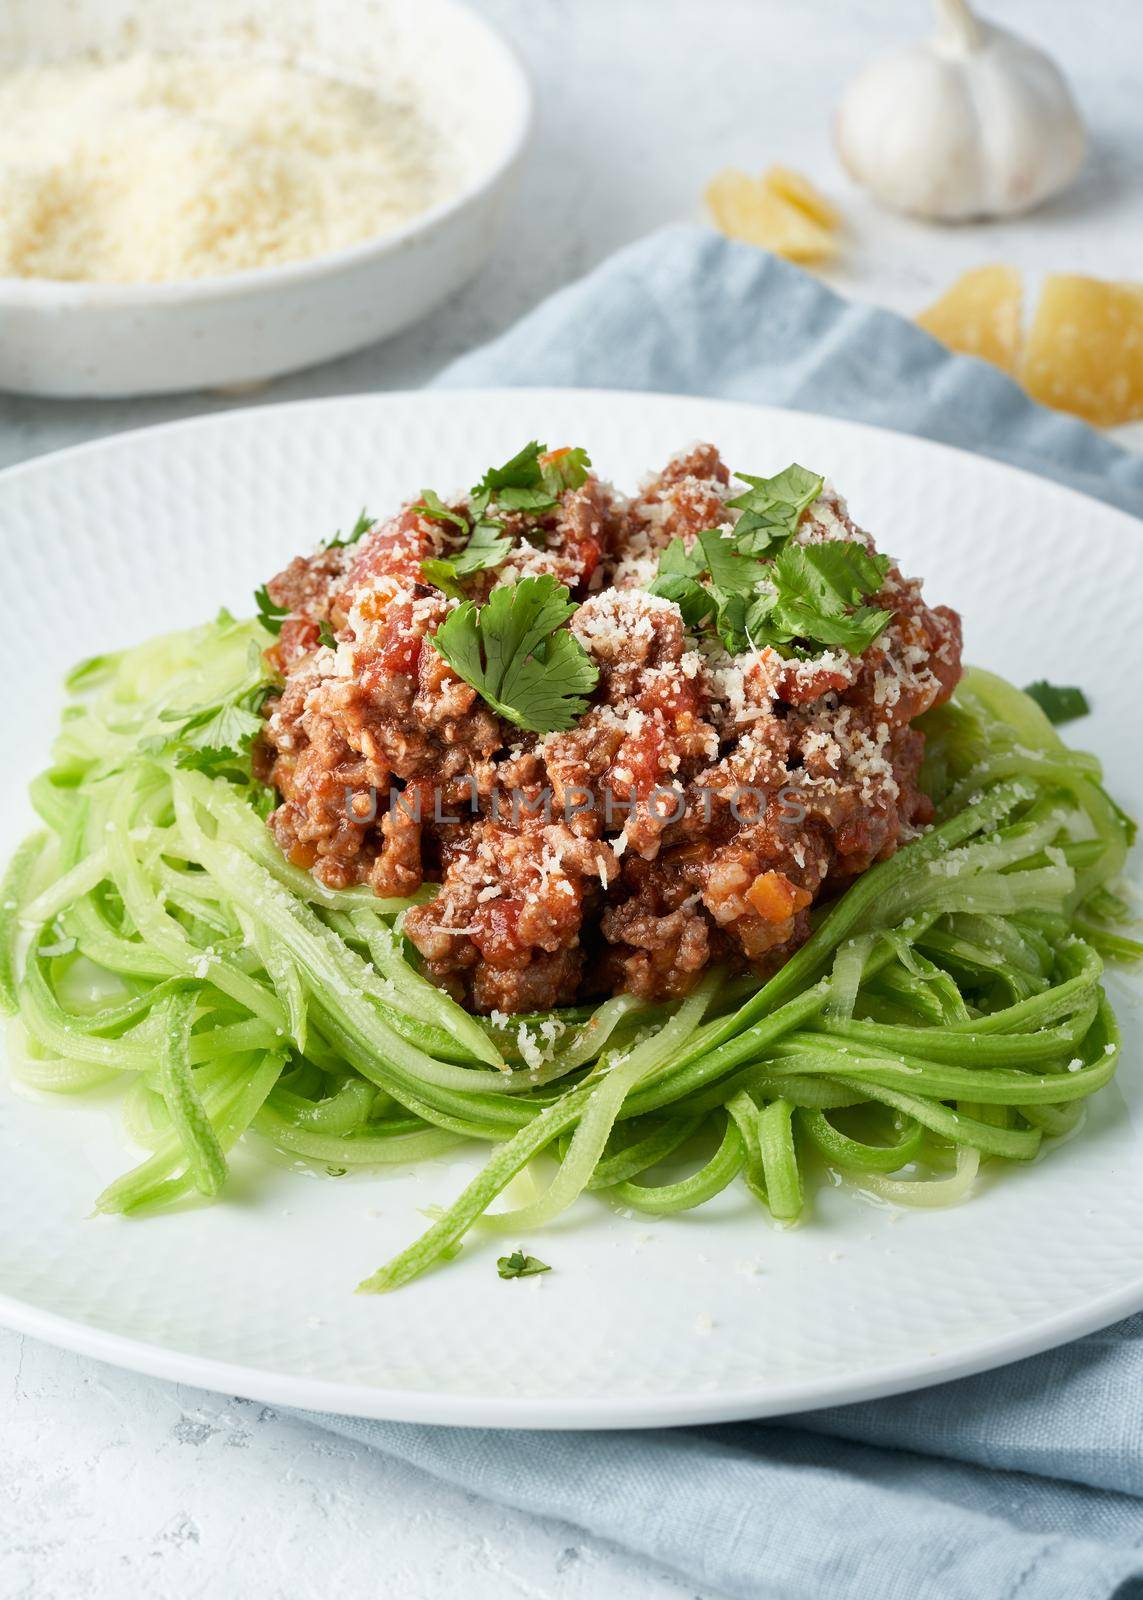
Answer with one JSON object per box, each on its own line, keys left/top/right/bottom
{"left": 257, "top": 445, "right": 962, "bottom": 1013}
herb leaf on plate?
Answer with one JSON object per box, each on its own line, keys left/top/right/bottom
{"left": 1024, "top": 680, "right": 1091, "bottom": 725}
{"left": 412, "top": 488, "right": 468, "bottom": 531}
{"left": 752, "top": 541, "right": 894, "bottom": 655}
{"left": 324, "top": 508, "right": 375, "bottom": 550}
{"left": 431, "top": 574, "right": 599, "bottom": 733}
{"left": 647, "top": 502, "right": 892, "bottom": 657}
{"left": 727, "top": 462, "right": 824, "bottom": 556}
{"left": 497, "top": 1249, "right": 551, "bottom": 1279}
{"left": 254, "top": 584, "right": 289, "bottom": 637}
{"left": 420, "top": 444, "right": 592, "bottom": 597}
{"left": 421, "top": 520, "right": 516, "bottom": 598}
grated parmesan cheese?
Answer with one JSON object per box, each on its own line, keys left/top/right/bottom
{"left": 0, "top": 52, "right": 452, "bottom": 283}
{"left": 515, "top": 1018, "right": 567, "bottom": 1071}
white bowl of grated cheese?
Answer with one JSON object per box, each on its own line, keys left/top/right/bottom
{"left": 0, "top": 0, "right": 531, "bottom": 397}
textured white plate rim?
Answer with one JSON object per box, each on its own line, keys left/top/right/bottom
{"left": 2, "top": 383, "right": 1137, "bottom": 540}
{"left": 0, "top": 386, "right": 1139, "bottom": 1431}
{"left": 3, "top": 1269, "right": 1143, "bottom": 1431}
{"left": 0, "top": 0, "right": 532, "bottom": 308}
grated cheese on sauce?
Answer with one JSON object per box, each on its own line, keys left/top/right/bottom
{"left": 0, "top": 52, "right": 452, "bottom": 283}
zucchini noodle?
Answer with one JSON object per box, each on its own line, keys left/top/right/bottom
{"left": 2, "top": 613, "right": 1139, "bottom": 1291}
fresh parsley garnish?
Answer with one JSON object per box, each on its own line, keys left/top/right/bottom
{"left": 317, "top": 620, "right": 338, "bottom": 650}
{"left": 497, "top": 1249, "right": 551, "bottom": 1279}
{"left": 324, "top": 508, "right": 374, "bottom": 550}
{"left": 648, "top": 514, "right": 892, "bottom": 658}
{"left": 412, "top": 489, "right": 468, "bottom": 531}
{"left": 419, "top": 443, "right": 592, "bottom": 598}
{"left": 648, "top": 529, "right": 765, "bottom": 646}
{"left": 143, "top": 662, "right": 273, "bottom": 787}
{"left": 431, "top": 575, "right": 599, "bottom": 733}
{"left": 421, "top": 521, "right": 516, "bottom": 599}
{"left": 470, "top": 439, "right": 584, "bottom": 518}
{"left": 645, "top": 459, "right": 890, "bottom": 658}
{"left": 540, "top": 445, "right": 592, "bottom": 494}
{"left": 467, "top": 440, "right": 553, "bottom": 523}
{"left": 752, "top": 542, "right": 894, "bottom": 655}
{"left": 254, "top": 584, "right": 289, "bottom": 638}
{"left": 158, "top": 685, "right": 269, "bottom": 754}
{"left": 727, "top": 463, "right": 825, "bottom": 556}
{"left": 648, "top": 541, "right": 718, "bottom": 633}
{"left": 470, "top": 440, "right": 591, "bottom": 519}
{"left": 1024, "top": 680, "right": 1091, "bottom": 725}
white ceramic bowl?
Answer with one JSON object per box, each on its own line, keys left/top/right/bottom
{"left": 0, "top": 0, "right": 531, "bottom": 398}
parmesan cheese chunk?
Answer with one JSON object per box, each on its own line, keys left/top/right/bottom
{"left": 0, "top": 52, "right": 452, "bottom": 283}
{"left": 916, "top": 265, "right": 1024, "bottom": 376}
{"left": 1020, "top": 273, "right": 1143, "bottom": 427}
{"left": 705, "top": 168, "right": 839, "bottom": 263}
{"left": 762, "top": 165, "right": 842, "bottom": 233}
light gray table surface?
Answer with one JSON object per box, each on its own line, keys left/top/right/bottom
{"left": 3, "top": 3, "right": 1142, "bottom": 1597}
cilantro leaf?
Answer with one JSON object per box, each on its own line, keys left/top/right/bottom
{"left": 317, "top": 620, "right": 338, "bottom": 650}
{"left": 325, "top": 508, "right": 374, "bottom": 550}
{"left": 418, "top": 562, "right": 465, "bottom": 601}
{"left": 421, "top": 444, "right": 592, "bottom": 597}
{"left": 648, "top": 530, "right": 769, "bottom": 646}
{"left": 696, "top": 527, "right": 769, "bottom": 597}
{"left": 453, "top": 522, "right": 515, "bottom": 574}
{"left": 756, "top": 542, "right": 893, "bottom": 654}
{"left": 647, "top": 527, "right": 892, "bottom": 657}
{"left": 474, "top": 440, "right": 547, "bottom": 498}
{"left": 541, "top": 446, "right": 592, "bottom": 494}
{"left": 656, "top": 538, "right": 702, "bottom": 579}
{"left": 421, "top": 519, "right": 515, "bottom": 598}
{"left": 496, "top": 485, "right": 560, "bottom": 513}
{"left": 172, "top": 745, "right": 276, "bottom": 813}
{"left": 712, "top": 590, "right": 763, "bottom": 655}
{"left": 412, "top": 489, "right": 468, "bottom": 531}
{"left": 173, "top": 746, "right": 253, "bottom": 777}
{"left": 171, "top": 695, "right": 267, "bottom": 754}
{"left": 728, "top": 463, "right": 824, "bottom": 556}
{"left": 773, "top": 541, "right": 890, "bottom": 613}
{"left": 1024, "top": 680, "right": 1091, "bottom": 725}
{"left": 647, "top": 571, "right": 717, "bottom": 630}
{"left": 469, "top": 441, "right": 547, "bottom": 520}
{"left": 468, "top": 441, "right": 591, "bottom": 520}
{"left": 497, "top": 1249, "right": 551, "bottom": 1279}
{"left": 254, "top": 584, "right": 289, "bottom": 637}
{"left": 152, "top": 675, "right": 271, "bottom": 783}
{"left": 431, "top": 575, "right": 599, "bottom": 733}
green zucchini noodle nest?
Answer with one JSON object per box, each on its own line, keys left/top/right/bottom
{"left": 2, "top": 612, "right": 1139, "bottom": 1292}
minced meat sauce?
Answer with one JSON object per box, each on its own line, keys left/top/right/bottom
{"left": 256, "top": 445, "right": 962, "bottom": 1013}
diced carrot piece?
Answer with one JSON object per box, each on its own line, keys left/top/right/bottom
{"left": 745, "top": 870, "right": 813, "bottom": 923}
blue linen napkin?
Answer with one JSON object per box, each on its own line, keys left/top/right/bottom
{"left": 325, "top": 225, "right": 1143, "bottom": 1599}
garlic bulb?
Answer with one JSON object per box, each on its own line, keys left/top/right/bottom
{"left": 834, "top": 0, "right": 1087, "bottom": 221}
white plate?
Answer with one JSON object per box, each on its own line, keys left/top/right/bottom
{"left": 1, "top": 389, "right": 1140, "bottom": 1429}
